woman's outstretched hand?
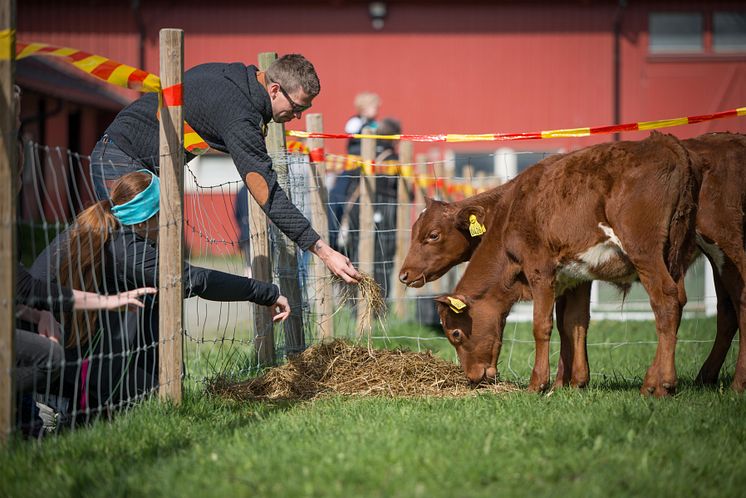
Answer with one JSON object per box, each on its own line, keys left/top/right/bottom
{"left": 72, "top": 287, "right": 158, "bottom": 312}
{"left": 270, "top": 295, "right": 291, "bottom": 322}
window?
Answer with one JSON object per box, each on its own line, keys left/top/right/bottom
{"left": 713, "top": 11, "right": 746, "bottom": 52}
{"left": 649, "top": 12, "right": 703, "bottom": 53}
{"left": 649, "top": 10, "right": 746, "bottom": 55}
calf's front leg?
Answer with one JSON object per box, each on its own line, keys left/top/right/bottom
{"left": 529, "top": 284, "right": 555, "bottom": 393}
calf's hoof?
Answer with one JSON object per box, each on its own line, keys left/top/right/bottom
{"left": 731, "top": 377, "right": 746, "bottom": 394}
{"left": 527, "top": 381, "right": 549, "bottom": 393}
{"left": 640, "top": 382, "right": 676, "bottom": 398}
{"left": 570, "top": 378, "right": 589, "bottom": 389}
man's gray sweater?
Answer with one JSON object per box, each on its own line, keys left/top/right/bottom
{"left": 105, "top": 62, "right": 320, "bottom": 250}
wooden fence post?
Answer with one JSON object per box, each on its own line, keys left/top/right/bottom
{"left": 306, "top": 113, "right": 335, "bottom": 340}
{"left": 258, "top": 52, "right": 305, "bottom": 355}
{"left": 158, "top": 28, "right": 185, "bottom": 404}
{"left": 391, "top": 140, "right": 413, "bottom": 318}
{"left": 248, "top": 183, "right": 274, "bottom": 366}
{"left": 249, "top": 55, "right": 275, "bottom": 367}
{"left": 414, "top": 153, "right": 428, "bottom": 209}
{"left": 356, "top": 131, "right": 376, "bottom": 336}
{"left": 0, "top": 0, "right": 16, "bottom": 444}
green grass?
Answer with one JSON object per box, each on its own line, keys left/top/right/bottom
{"left": 2, "top": 316, "right": 745, "bottom": 498}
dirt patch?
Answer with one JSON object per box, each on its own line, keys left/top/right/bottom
{"left": 208, "top": 339, "right": 518, "bottom": 401}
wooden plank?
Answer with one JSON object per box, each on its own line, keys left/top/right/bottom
{"left": 356, "top": 132, "right": 376, "bottom": 336}
{"left": 306, "top": 113, "right": 335, "bottom": 340}
{"left": 391, "top": 140, "right": 413, "bottom": 318}
{"left": 0, "top": 0, "right": 15, "bottom": 445}
{"left": 258, "top": 51, "right": 305, "bottom": 356}
{"left": 157, "top": 28, "right": 184, "bottom": 404}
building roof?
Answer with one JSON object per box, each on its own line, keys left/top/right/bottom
{"left": 17, "top": 56, "right": 131, "bottom": 111}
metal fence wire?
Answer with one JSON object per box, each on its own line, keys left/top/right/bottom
{"left": 12, "top": 141, "right": 720, "bottom": 437}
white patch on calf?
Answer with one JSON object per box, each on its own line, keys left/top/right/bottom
{"left": 577, "top": 224, "right": 626, "bottom": 268}
{"left": 555, "top": 223, "right": 634, "bottom": 296}
{"left": 696, "top": 232, "right": 724, "bottom": 274}
{"left": 599, "top": 223, "right": 624, "bottom": 251}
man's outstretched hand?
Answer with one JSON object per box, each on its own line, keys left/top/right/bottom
{"left": 310, "top": 239, "right": 362, "bottom": 284}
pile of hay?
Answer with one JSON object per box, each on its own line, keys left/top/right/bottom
{"left": 209, "top": 340, "right": 518, "bottom": 401}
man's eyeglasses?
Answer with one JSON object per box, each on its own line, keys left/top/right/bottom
{"left": 278, "top": 84, "right": 311, "bottom": 114}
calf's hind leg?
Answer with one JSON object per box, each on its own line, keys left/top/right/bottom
{"left": 635, "top": 265, "right": 683, "bottom": 397}
{"left": 696, "top": 271, "right": 736, "bottom": 385}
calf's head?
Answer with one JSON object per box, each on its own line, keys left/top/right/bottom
{"left": 434, "top": 294, "right": 504, "bottom": 384}
{"left": 399, "top": 198, "right": 486, "bottom": 287}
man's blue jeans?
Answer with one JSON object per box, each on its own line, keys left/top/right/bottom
{"left": 90, "top": 136, "right": 153, "bottom": 201}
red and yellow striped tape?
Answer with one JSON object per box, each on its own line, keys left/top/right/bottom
{"left": 288, "top": 107, "right": 746, "bottom": 143}
{"left": 16, "top": 41, "right": 161, "bottom": 93}
{"left": 13, "top": 38, "right": 210, "bottom": 155}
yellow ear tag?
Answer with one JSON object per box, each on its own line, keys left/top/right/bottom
{"left": 447, "top": 296, "right": 467, "bottom": 313}
{"left": 468, "top": 214, "right": 486, "bottom": 237}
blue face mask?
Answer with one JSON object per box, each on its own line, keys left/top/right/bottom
{"left": 111, "top": 170, "right": 160, "bottom": 225}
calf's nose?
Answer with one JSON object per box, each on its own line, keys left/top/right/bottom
{"left": 399, "top": 271, "right": 409, "bottom": 284}
{"left": 467, "top": 368, "right": 488, "bottom": 385}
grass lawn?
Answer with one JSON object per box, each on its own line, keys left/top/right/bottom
{"left": 2, "top": 316, "right": 745, "bottom": 498}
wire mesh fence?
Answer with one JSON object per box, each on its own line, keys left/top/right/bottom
{"left": 11, "top": 138, "right": 730, "bottom": 438}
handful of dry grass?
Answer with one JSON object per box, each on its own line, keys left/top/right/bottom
{"left": 208, "top": 340, "right": 517, "bottom": 401}
{"left": 331, "top": 272, "right": 387, "bottom": 341}
{"left": 333, "top": 271, "right": 386, "bottom": 316}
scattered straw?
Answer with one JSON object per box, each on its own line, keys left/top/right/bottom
{"left": 208, "top": 340, "right": 518, "bottom": 402}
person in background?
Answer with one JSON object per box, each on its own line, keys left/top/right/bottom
{"left": 88, "top": 54, "right": 361, "bottom": 285}
{"left": 328, "top": 92, "right": 381, "bottom": 258}
{"left": 338, "top": 117, "right": 403, "bottom": 298}
{"left": 234, "top": 184, "right": 252, "bottom": 275}
{"left": 371, "top": 117, "right": 403, "bottom": 298}
{"left": 344, "top": 92, "right": 381, "bottom": 156}
{"left": 32, "top": 170, "right": 290, "bottom": 415}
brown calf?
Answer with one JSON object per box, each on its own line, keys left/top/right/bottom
{"left": 549, "top": 132, "right": 746, "bottom": 392}
{"left": 433, "top": 132, "right": 700, "bottom": 396}
{"left": 398, "top": 153, "right": 593, "bottom": 388}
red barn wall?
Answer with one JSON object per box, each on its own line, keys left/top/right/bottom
{"left": 19, "top": 1, "right": 746, "bottom": 158}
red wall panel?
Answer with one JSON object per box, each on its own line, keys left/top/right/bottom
{"left": 18, "top": 2, "right": 746, "bottom": 156}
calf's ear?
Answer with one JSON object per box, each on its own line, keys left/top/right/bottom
{"left": 434, "top": 294, "right": 469, "bottom": 313}
{"left": 456, "top": 206, "right": 486, "bottom": 235}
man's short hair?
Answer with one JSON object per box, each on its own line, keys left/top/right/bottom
{"left": 266, "top": 54, "right": 320, "bottom": 97}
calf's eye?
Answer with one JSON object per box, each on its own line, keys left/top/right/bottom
{"left": 428, "top": 232, "right": 440, "bottom": 241}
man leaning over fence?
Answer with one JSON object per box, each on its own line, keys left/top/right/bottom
{"left": 89, "top": 53, "right": 362, "bottom": 284}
